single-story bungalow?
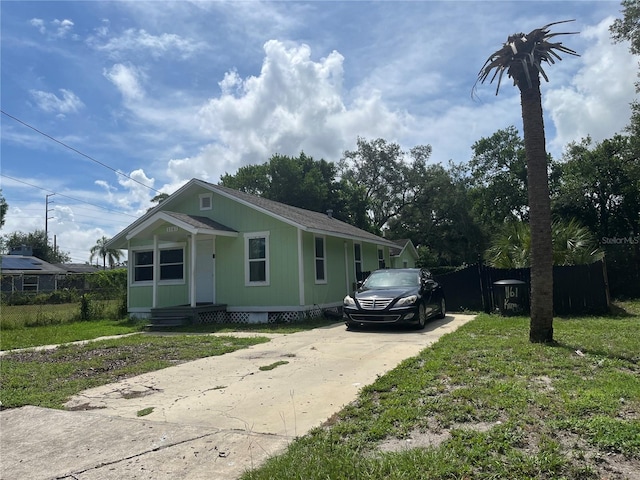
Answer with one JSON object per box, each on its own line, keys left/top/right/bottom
{"left": 390, "top": 239, "right": 419, "bottom": 268}
{"left": 1, "top": 254, "right": 67, "bottom": 293}
{"left": 107, "top": 178, "right": 401, "bottom": 323}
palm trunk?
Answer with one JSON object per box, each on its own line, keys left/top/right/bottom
{"left": 519, "top": 70, "right": 554, "bottom": 343}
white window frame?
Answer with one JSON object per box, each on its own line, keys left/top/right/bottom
{"left": 131, "top": 243, "right": 186, "bottom": 286}
{"left": 158, "top": 247, "right": 185, "bottom": 283}
{"left": 132, "top": 249, "right": 154, "bottom": 285}
{"left": 245, "top": 232, "right": 270, "bottom": 286}
{"left": 22, "top": 275, "right": 38, "bottom": 292}
{"left": 353, "top": 243, "right": 363, "bottom": 280}
{"left": 199, "top": 193, "right": 213, "bottom": 211}
{"left": 314, "top": 235, "right": 327, "bottom": 284}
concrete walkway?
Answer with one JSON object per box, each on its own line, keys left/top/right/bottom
{"left": 0, "top": 314, "right": 475, "bottom": 480}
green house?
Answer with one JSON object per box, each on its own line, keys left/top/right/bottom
{"left": 107, "top": 179, "right": 399, "bottom": 323}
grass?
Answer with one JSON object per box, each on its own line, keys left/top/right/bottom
{"left": 241, "top": 304, "right": 640, "bottom": 480}
{"left": 259, "top": 360, "right": 290, "bottom": 371}
{"left": 0, "top": 333, "right": 271, "bottom": 409}
{"left": 1, "top": 301, "right": 638, "bottom": 478}
{"left": 0, "top": 318, "right": 147, "bottom": 351}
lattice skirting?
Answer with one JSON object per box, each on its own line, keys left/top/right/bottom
{"left": 196, "top": 306, "right": 328, "bottom": 324}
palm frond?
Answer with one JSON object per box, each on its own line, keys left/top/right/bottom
{"left": 473, "top": 19, "right": 580, "bottom": 96}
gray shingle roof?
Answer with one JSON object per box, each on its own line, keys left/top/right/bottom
{"left": 204, "top": 181, "right": 396, "bottom": 246}
{"left": 163, "top": 211, "right": 237, "bottom": 233}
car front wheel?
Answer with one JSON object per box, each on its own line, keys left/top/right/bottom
{"left": 437, "top": 298, "right": 446, "bottom": 319}
{"left": 416, "top": 303, "right": 427, "bottom": 330}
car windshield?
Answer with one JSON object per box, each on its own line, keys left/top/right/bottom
{"left": 363, "top": 270, "right": 419, "bottom": 288}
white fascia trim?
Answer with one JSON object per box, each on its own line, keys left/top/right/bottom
{"left": 109, "top": 179, "right": 201, "bottom": 249}
{"left": 125, "top": 211, "right": 232, "bottom": 240}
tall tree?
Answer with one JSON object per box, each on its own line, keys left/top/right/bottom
{"left": 220, "top": 152, "right": 365, "bottom": 226}
{"left": 611, "top": 0, "right": 640, "bottom": 135}
{"left": 554, "top": 134, "right": 640, "bottom": 296}
{"left": 2, "top": 229, "right": 71, "bottom": 263}
{"left": 0, "top": 191, "right": 7, "bottom": 228}
{"left": 339, "top": 137, "right": 432, "bottom": 231}
{"left": 467, "top": 127, "right": 529, "bottom": 228}
{"left": 477, "top": 20, "right": 579, "bottom": 343}
{"left": 386, "top": 162, "right": 483, "bottom": 266}
{"left": 90, "top": 236, "right": 123, "bottom": 269}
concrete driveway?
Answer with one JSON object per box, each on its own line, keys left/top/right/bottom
{"left": 0, "top": 314, "right": 474, "bottom": 480}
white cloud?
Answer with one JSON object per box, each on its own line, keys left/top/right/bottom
{"left": 52, "top": 19, "right": 74, "bottom": 38}
{"left": 29, "top": 18, "right": 46, "bottom": 34}
{"left": 29, "top": 89, "right": 84, "bottom": 116}
{"left": 30, "top": 18, "right": 75, "bottom": 39}
{"left": 90, "top": 28, "right": 203, "bottom": 59}
{"left": 103, "top": 63, "right": 146, "bottom": 101}
{"left": 188, "top": 40, "right": 405, "bottom": 183}
{"left": 546, "top": 17, "right": 638, "bottom": 154}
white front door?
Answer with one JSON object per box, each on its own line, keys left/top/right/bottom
{"left": 195, "top": 238, "right": 215, "bottom": 304}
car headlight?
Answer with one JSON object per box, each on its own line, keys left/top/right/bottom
{"left": 394, "top": 295, "right": 418, "bottom": 307}
{"left": 343, "top": 295, "right": 356, "bottom": 307}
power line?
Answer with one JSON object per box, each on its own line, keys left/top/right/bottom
{"left": 1, "top": 174, "right": 139, "bottom": 219}
{"left": 1, "top": 109, "right": 164, "bottom": 195}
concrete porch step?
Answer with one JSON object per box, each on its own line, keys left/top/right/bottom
{"left": 146, "top": 316, "right": 191, "bottom": 331}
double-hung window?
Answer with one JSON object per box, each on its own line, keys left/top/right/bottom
{"left": 245, "top": 232, "right": 269, "bottom": 285}
{"left": 134, "top": 251, "right": 154, "bottom": 282}
{"left": 315, "top": 236, "right": 326, "bottom": 283}
{"left": 159, "top": 249, "right": 184, "bottom": 281}
{"left": 133, "top": 246, "right": 185, "bottom": 283}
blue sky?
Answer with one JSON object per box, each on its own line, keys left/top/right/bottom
{"left": 1, "top": 0, "right": 637, "bottom": 264}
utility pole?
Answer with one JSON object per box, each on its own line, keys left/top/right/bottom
{"left": 45, "top": 193, "right": 55, "bottom": 241}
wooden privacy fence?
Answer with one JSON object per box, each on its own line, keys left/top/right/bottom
{"left": 434, "top": 260, "right": 610, "bottom": 315}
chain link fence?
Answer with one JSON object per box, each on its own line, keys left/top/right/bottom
{"left": 1, "top": 272, "right": 127, "bottom": 329}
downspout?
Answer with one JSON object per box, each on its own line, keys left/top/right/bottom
{"left": 152, "top": 235, "right": 158, "bottom": 308}
{"left": 298, "top": 228, "right": 305, "bottom": 306}
{"left": 190, "top": 234, "right": 197, "bottom": 307}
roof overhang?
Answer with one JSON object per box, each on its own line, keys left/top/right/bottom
{"left": 107, "top": 211, "right": 237, "bottom": 249}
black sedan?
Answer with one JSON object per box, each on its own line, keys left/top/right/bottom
{"left": 343, "top": 268, "right": 445, "bottom": 330}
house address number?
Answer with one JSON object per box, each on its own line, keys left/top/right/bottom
{"left": 166, "top": 226, "right": 179, "bottom": 232}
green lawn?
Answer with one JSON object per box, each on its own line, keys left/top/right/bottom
{"left": 241, "top": 309, "right": 640, "bottom": 480}
{"left": 0, "top": 318, "right": 146, "bottom": 351}
{"left": 1, "top": 303, "right": 638, "bottom": 479}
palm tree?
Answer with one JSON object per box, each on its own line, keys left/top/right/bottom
{"left": 476, "top": 20, "right": 579, "bottom": 343}
{"left": 485, "top": 219, "right": 604, "bottom": 269}
{"left": 90, "top": 236, "right": 123, "bottom": 270}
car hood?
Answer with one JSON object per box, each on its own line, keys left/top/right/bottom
{"left": 355, "top": 287, "right": 419, "bottom": 299}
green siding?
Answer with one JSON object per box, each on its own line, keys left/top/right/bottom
{"left": 129, "top": 285, "right": 152, "bottom": 309}
{"left": 125, "top": 184, "right": 393, "bottom": 311}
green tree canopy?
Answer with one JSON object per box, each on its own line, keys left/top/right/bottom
{"left": 386, "top": 162, "right": 483, "bottom": 266}
{"left": 220, "top": 152, "right": 373, "bottom": 230}
{"left": 339, "top": 137, "right": 432, "bottom": 231}
{"left": 0, "top": 191, "right": 7, "bottom": 229}
{"left": 1, "top": 229, "right": 71, "bottom": 263}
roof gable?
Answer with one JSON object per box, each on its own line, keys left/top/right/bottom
{"left": 108, "top": 178, "right": 397, "bottom": 249}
